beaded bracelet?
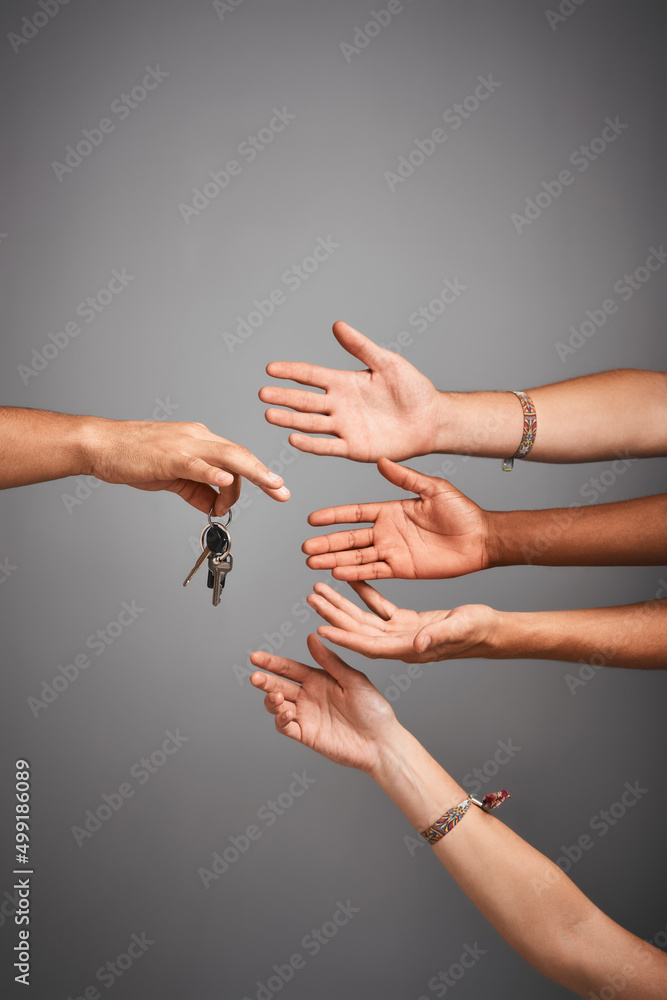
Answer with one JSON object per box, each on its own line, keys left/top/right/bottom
{"left": 419, "top": 789, "right": 510, "bottom": 846}
{"left": 502, "top": 390, "right": 537, "bottom": 471}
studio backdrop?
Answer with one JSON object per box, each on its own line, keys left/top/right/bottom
{"left": 1, "top": 1, "right": 666, "bottom": 998}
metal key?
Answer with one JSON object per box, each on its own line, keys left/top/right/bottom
{"left": 205, "top": 524, "right": 232, "bottom": 606}
{"left": 183, "top": 506, "right": 233, "bottom": 605}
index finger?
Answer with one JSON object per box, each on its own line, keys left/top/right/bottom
{"left": 211, "top": 442, "right": 290, "bottom": 500}
{"left": 249, "top": 650, "right": 312, "bottom": 683}
{"left": 266, "top": 361, "right": 334, "bottom": 390}
{"left": 307, "top": 502, "right": 383, "bottom": 527}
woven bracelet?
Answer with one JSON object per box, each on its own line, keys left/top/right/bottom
{"left": 502, "top": 390, "right": 537, "bottom": 471}
{"left": 420, "top": 789, "right": 510, "bottom": 846}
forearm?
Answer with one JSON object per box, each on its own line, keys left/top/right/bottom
{"left": 369, "top": 727, "right": 667, "bottom": 997}
{"left": 0, "top": 407, "right": 98, "bottom": 487}
{"left": 434, "top": 370, "right": 667, "bottom": 461}
{"left": 492, "top": 600, "right": 667, "bottom": 668}
{"left": 487, "top": 495, "right": 667, "bottom": 567}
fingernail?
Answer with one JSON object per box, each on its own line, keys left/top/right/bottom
{"left": 421, "top": 635, "right": 432, "bottom": 650}
{"left": 277, "top": 486, "right": 290, "bottom": 497}
{"left": 217, "top": 471, "right": 233, "bottom": 485}
{"left": 268, "top": 472, "right": 283, "bottom": 485}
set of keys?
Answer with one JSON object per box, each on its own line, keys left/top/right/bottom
{"left": 183, "top": 506, "right": 233, "bottom": 606}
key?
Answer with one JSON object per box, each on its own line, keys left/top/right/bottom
{"left": 205, "top": 524, "right": 232, "bottom": 606}
{"left": 209, "top": 551, "right": 233, "bottom": 606}
{"left": 183, "top": 523, "right": 216, "bottom": 588}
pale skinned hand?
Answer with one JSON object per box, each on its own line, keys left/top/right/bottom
{"left": 88, "top": 419, "right": 290, "bottom": 516}
{"left": 249, "top": 633, "right": 401, "bottom": 772}
{"left": 308, "top": 581, "right": 501, "bottom": 662}
{"left": 259, "top": 321, "right": 442, "bottom": 461}
{"left": 302, "top": 458, "right": 491, "bottom": 580}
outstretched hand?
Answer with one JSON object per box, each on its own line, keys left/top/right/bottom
{"left": 260, "top": 321, "right": 442, "bottom": 462}
{"left": 89, "top": 419, "right": 291, "bottom": 516}
{"left": 308, "top": 581, "right": 501, "bottom": 662}
{"left": 249, "top": 633, "right": 400, "bottom": 772}
{"left": 302, "top": 458, "right": 491, "bottom": 580}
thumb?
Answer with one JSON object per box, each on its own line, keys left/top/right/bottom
{"left": 414, "top": 614, "right": 454, "bottom": 655}
{"left": 307, "top": 632, "right": 360, "bottom": 685}
{"left": 377, "top": 457, "right": 441, "bottom": 499}
{"left": 332, "top": 321, "right": 389, "bottom": 371}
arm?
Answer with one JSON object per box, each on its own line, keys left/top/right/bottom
{"left": 250, "top": 637, "right": 667, "bottom": 998}
{"left": 0, "top": 407, "right": 290, "bottom": 514}
{"left": 309, "top": 581, "right": 667, "bottom": 669}
{"left": 302, "top": 459, "right": 667, "bottom": 581}
{"left": 261, "top": 321, "right": 667, "bottom": 462}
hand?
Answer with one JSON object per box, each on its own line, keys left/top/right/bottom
{"left": 259, "top": 321, "right": 442, "bottom": 461}
{"left": 87, "top": 419, "right": 291, "bottom": 516}
{"left": 308, "top": 581, "right": 501, "bottom": 662}
{"left": 249, "top": 633, "right": 401, "bottom": 772}
{"left": 303, "top": 458, "right": 491, "bottom": 580}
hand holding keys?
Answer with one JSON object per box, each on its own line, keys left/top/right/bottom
{"left": 183, "top": 506, "right": 234, "bottom": 606}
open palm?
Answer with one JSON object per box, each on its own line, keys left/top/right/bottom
{"left": 303, "top": 458, "right": 491, "bottom": 580}
{"left": 308, "top": 582, "right": 500, "bottom": 663}
{"left": 249, "top": 634, "right": 399, "bottom": 772}
{"left": 260, "top": 321, "right": 441, "bottom": 462}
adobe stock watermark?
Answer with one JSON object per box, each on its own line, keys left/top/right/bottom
{"left": 404, "top": 739, "right": 521, "bottom": 857}
{"left": 70, "top": 729, "right": 189, "bottom": 847}
{"left": 212, "top": 0, "right": 247, "bottom": 21}
{"left": 0, "top": 557, "right": 18, "bottom": 585}
{"left": 239, "top": 899, "right": 359, "bottom": 1000}
{"left": 555, "top": 244, "right": 667, "bottom": 361}
{"left": 384, "top": 74, "right": 501, "bottom": 192}
{"left": 222, "top": 236, "right": 340, "bottom": 353}
{"left": 565, "top": 580, "right": 667, "bottom": 695}
{"left": 511, "top": 116, "right": 629, "bottom": 234}
{"left": 339, "top": 0, "right": 416, "bottom": 63}
{"left": 61, "top": 396, "right": 179, "bottom": 514}
{"left": 532, "top": 779, "right": 648, "bottom": 895}
{"left": 27, "top": 599, "right": 145, "bottom": 717}
{"left": 545, "top": 0, "right": 587, "bottom": 31}
{"left": 179, "top": 107, "right": 296, "bottom": 225}
{"left": 17, "top": 267, "right": 135, "bottom": 385}
{"left": 379, "top": 275, "right": 469, "bottom": 355}
{"left": 198, "top": 771, "right": 317, "bottom": 889}
{"left": 7, "top": 0, "right": 73, "bottom": 54}
{"left": 52, "top": 67, "right": 168, "bottom": 181}
{"left": 417, "top": 941, "right": 487, "bottom": 999}
{"left": 66, "top": 932, "right": 155, "bottom": 999}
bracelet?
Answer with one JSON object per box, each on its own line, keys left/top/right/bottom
{"left": 419, "top": 789, "right": 510, "bottom": 846}
{"left": 502, "top": 390, "right": 537, "bottom": 471}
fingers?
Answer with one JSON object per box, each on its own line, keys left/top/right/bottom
{"left": 316, "top": 626, "right": 406, "bottom": 660}
{"left": 285, "top": 433, "right": 349, "bottom": 458}
{"left": 264, "top": 410, "right": 333, "bottom": 435}
{"left": 167, "top": 479, "right": 221, "bottom": 515}
{"left": 306, "top": 546, "right": 381, "bottom": 571}
{"left": 306, "top": 632, "right": 357, "bottom": 685}
{"left": 308, "top": 592, "right": 378, "bottom": 635}
{"left": 259, "top": 386, "right": 330, "bottom": 414}
{"left": 307, "top": 502, "right": 383, "bottom": 527}
{"left": 208, "top": 442, "right": 291, "bottom": 502}
{"left": 311, "top": 582, "right": 376, "bottom": 624}
{"left": 249, "top": 650, "right": 312, "bottom": 684}
{"left": 265, "top": 361, "right": 333, "bottom": 390}
{"left": 331, "top": 321, "right": 389, "bottom": 371}
{"left": 249, "top": 671, "right": 302, "bottom": 703}
{"left": 331, "top": 562, "right": 394, "bottom": 581}
{"left": 376, "top": 457, "right": 440, "bottom": 499}
{"left": 348, "top": 581, "right": 398, "bottom": 619}
{"left": 302, "top": 527, "right": 373, "bottom": 557}
{"left": 213, "top": 476, "right": 241, "bottom": 516}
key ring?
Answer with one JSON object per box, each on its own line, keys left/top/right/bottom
{"left": 208, "top": 504, "right": 232, "bottom": 529}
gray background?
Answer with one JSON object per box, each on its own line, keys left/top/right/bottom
{"left": 1, "top": 0, "right": 666, "bottom": 997}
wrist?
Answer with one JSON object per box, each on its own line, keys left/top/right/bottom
{"left": 77, "top": 416, "right": 116, "bottom": 479}
{"left": 432, "top": 391, "right": 524, "bottom": 458}
{"left": 366, "top": 724, "right": 465, "bottom": 830}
